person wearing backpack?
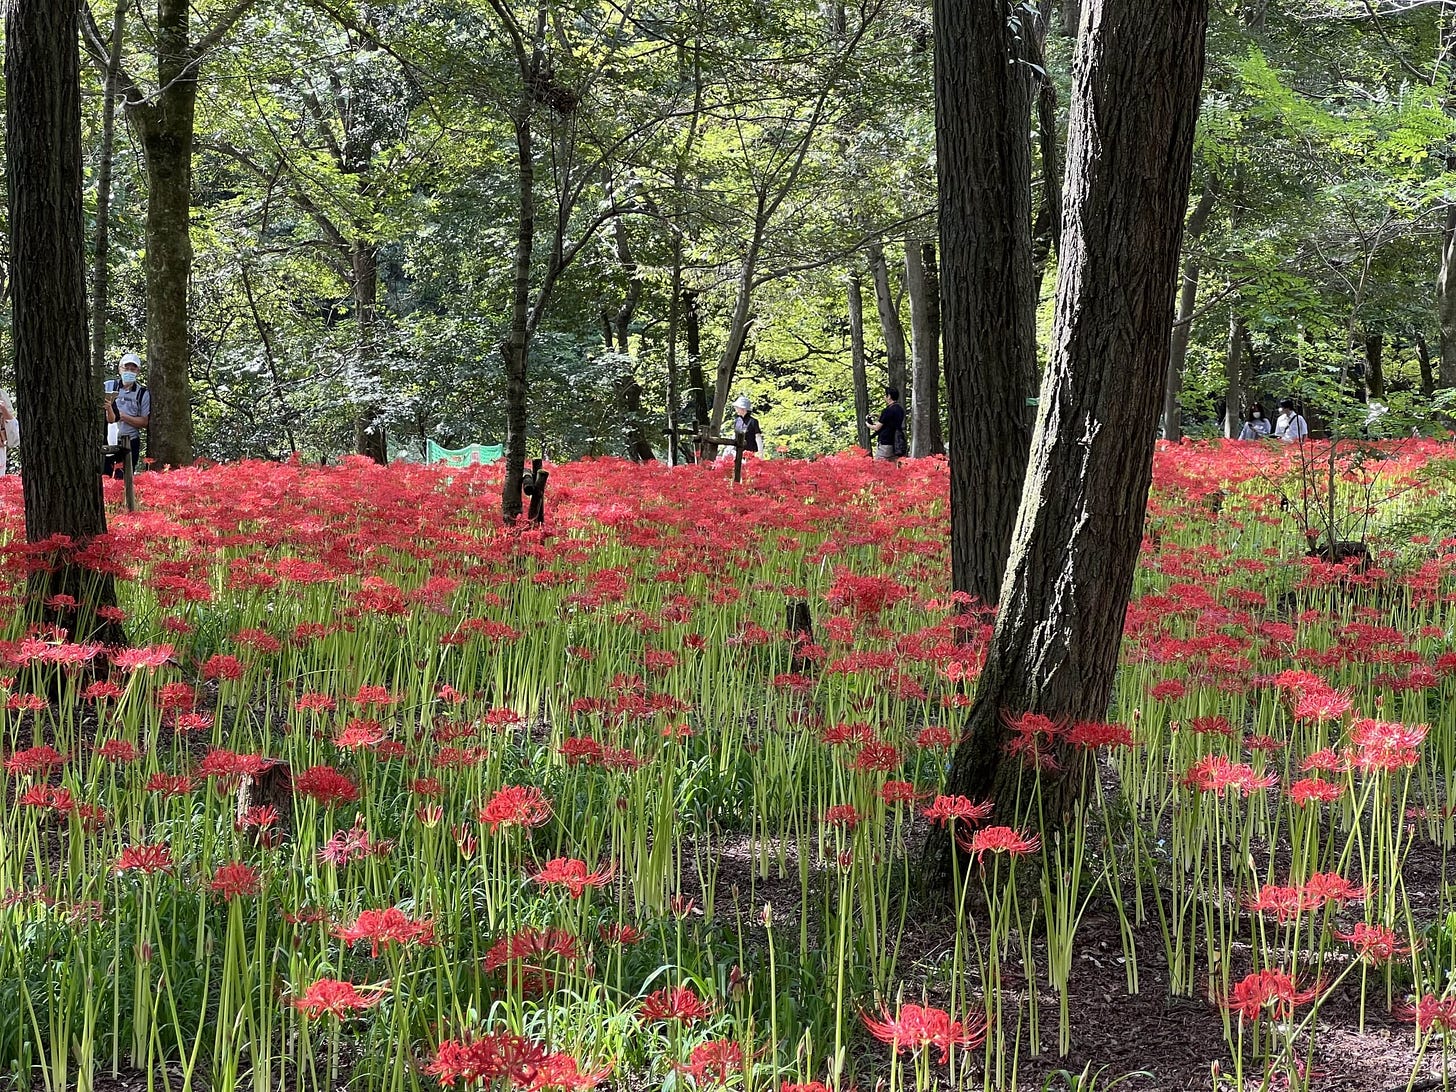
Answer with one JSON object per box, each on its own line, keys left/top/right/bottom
{"left": 869, "top": 386, "right": 907, "bottom": 462}
{"left": 105, "top": 352, "right": 150, "bottom": 478}
{"left": 0, "top": 389, "right": 18, "bottom": 475}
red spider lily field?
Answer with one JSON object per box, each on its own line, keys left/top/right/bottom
{"left": 3, "top": 443, "right": 1456, "bottom": 1092}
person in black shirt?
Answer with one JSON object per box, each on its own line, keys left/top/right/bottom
{"left": 870, "top": 387, "right": 905, "bottom": 462}
{"left": 730, "top": 395, "right": 764, "bottom": 456}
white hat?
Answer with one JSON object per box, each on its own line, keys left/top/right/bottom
{"left": 733, "top": 395, "right": 751, "bottom": 411}
{"left": 119, "top": 352, "right": 142, "bottom": 369}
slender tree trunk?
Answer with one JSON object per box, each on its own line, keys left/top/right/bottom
{"left": 7, "top": 0, "right": 122, "bottom": 640}
{"left": 1029, "top": 0, "right": 1063, "bottom": 283}
{"left": 352, "top": 241, "right": 388, "bottom": 463}
{"left": 1365, "top": 331, "right": 1385, "bottom": 401}
{"left": 1439, "top": 205, "right": 1456, "bottom": 387}
{"left": 501, "top": 110, "right": 535, "bottom": 523}
{"left": 90, "top": 2, "right": 126, "bottom": 395}
{"left": 938, "top": 0, "right": 1040, "bottom": 610}
{"left": 684, "top": 290, "right": 708, "bottom": 451}
{"left": 1416, "top": 328, "right": 1436, "bottom": 399}
{"left": 711, "top": 236, "right": 761, "bottom": 431}
{"left": 868, "top": 240, "right": 908, "bottom": 397}
{"left": 1162, "top": 183, "right": 1217, "bottom": 440}
{"left": 905, "top": 240, "right": 944, "bottom": 456}
{"left": 609, "top": 216, "right": 655, "bottom": 462}
{"left": 665, "top": 241, "right": 683, "bottom": 466}
{"left": 848, "top": 273, "right": 872, "bottom": 451}
{"left": 939, "top": 0, "right": 1209, "bottom": 836}
{"left": 1225, "top": 312, "right": 1245, "bottom": 438}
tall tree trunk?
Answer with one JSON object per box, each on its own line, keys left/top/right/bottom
{"left": 905, "top": 240, "right": 944, "bottom": 456}
{"left": 609, "top": 216, "right": 655, "bottom": 462}
{"left": 352, "top": 241, "right": 388, "bottom": 464}
{"left": 938, "top": 0, "right": 1040, "bottom": 610}
{"left": 1162, "top": 183, "right": 1217, "bottom": 440}
{"left": 1225, "top": 312, "right": 1245, "bottom": 438}
{"left": 1061, "top": 0, "right": 1082, "bottom": 36}
{"left": 867, "top": 240, "right": 908, "bottom": 397}
{"left": 1029, "top": 0, "right": 1063, "bottom": 283}
{"left": 684, "top": 290, "right": 708, "bottom": 446}
{"left": 848, "top": 273, "right": 872, "bottom": 451}
{"left": 1365, "top": 331, "right": 1385, "bottom": 401}
{"left": 939, "top": 0, "right": 1208, "bottom": 835}
{"left": 665, "top": 242, "right": 684, "bottom": 466}
{"left": 1416, "top": 328, "right": 1436, "bottom": 399}
{"left": 7, "top": 0, "right": 121, "bottom": 639}
{"left": 501, "top": 111, "right": 534, "bottom": 524}
{"left": 90, "top": 1, "right": 126, "bottom": 395}
{"left": 1439, "top": 205, "right": 1456, "bottom": 387}
{"left": 126, "top": 0, "right": 202, "bottom": 467}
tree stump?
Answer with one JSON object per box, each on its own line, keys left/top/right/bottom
{"left": 237, "top": 761, "right": 293, "bottom": 844}
{"left": 787, "top": 598, "right": 814, "bottom": 672}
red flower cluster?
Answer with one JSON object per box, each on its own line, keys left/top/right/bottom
{"left": 334, "top": 906, "right": 436, "bottom": 956}
{"left": 426, "top": 1032, "right": 608, "bottom": 1090}
{"left": 1245, "top": 873, "right": 1364, "bottom": 922}
{"left": 1224, "top": 969, "right": 1321, "bottom": 1021}
{"left": 862, "top": 1003, "right": 986, "bottom": 1063}
{"left": 638, "top": 985, "right": 712, "bottom": 1026}
{"left": 292, "top": 977, "right": 387, "bottom": 1019}
{"left": 479, "top": 785, "right": 553, "bottom": 833}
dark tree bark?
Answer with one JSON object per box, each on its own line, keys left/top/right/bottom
{"left": 1437, "top": 8, "right": 1456, "bottom": 387}
{"left": 501, "top": 105, "right": 535, "bottom": 523}
{"left": 665, "top": 243, "right": 684, "bottom": 465}
{"left": 684, "top": 290, "right": 709, "bottom": 456}
{"left": 1416, "top": 328, "right": 1436, "bottom": 399}
{"left": 905, "top": 240, "right": 944, "bottom": 456}
{"left": 1061, "top": 0, "right": 1082, "bottom": 36}
{"left": 1161, "top": 182, "right": 1217, "bottom": 440}
{"left": 90, "top": 1, "right": 127, "bottom": 395}
{"left": 1365, "top": 331, "right": 1385, "bottom": 401}
{"left": 939, "top": 0, "right": 1209, "bottom": 836}
{"left": 848, "top": 273, "right": 872, "bottom": 451}
{"left": 8, "top": 0, "right": 122, "bottom": 640}
{"left": 608, "top": 216, "right": 656, "bottom": 463}
{"left": 867, "top": 240, "right": 908, "bottom": 398}
{"left": 938, "top": 0, "right": 1040, "bottom": 610}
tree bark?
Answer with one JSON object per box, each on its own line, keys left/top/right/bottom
{"left": 609, "top": 215, "right": 656, "bottom": 462}
{"left": 938, "top": 0, "right": 1040, "bottom": 610}
{"left": 665, "top": 242, "right": 684, "bottom": 466}
{"left": 90, "top": 1, "right": 126, "bottom": 395}
{"left": 1225, "top": 312, "right": 1245, "bottom": 438}
{"left": 1029, "top": 0, "right": 1063, "bottom": 283}
{"left": 1161, "top": 183, "right": 1217, "bottom": 440}
{"left": 905, "top": 240, "right": 944, "bottom": 456}
{"left": 1061, "top": 0, "right": 1082, "bottom": 36}
{"left": 1437, "top": 7, "right": 1456, "bottom": 387}
{"left": 501, "top": 108, "right": 535, "bottom": 523}
{"left": 848, "top": 273, "right": 872, "bottom": 451}
{"left": 684, "top": 290, "right": 709, "bottom": 448}
{"left": 1416, "top": 327, "right": 1436, "bottom": 399}
{"left": 1365, "top": 331, "right": 1385, "bottom": 401}
{"left": 868, "top": 240, "right": 908, "bottom": 398}
{"left": 7, "top": 0, "right": 121, "bottom": 640}
{"left": 351, "top": 241, "right": 387, "bottom": 463}
{"left": 939, "top": 0, "right": 1209, "bottom": 835}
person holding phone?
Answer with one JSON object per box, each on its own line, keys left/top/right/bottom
{"left": 105, "top": 353, "right": 149, "bottom": 477}
{"left": 869, "top": 386, "right": 906, "bottom": 462}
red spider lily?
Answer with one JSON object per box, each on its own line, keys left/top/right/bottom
{"left": 921, "top": 794, "right": 993, "bottom": 827}
{"left": 478, "top": 785, "right": 552, "bottom": 833}
{"left": 1395, "top": 995, "right": 1456, "bottom": 1035}
{"left": 197, "top": 749, "right": 272, "bottom": 782}
{"left": 295, "top": 692, "right": 337, "bottom": 713}
{"left": 915, "top": 725, "right": 953, "bottom": 749}
{"left": 1348, "top": 718, "right": 1427, "bottom": 772}
{"left": 638, "top": 985, "right": 713, "bottom": 1025}
{"left": 531, "top": 857, "right": 614, "bottom": 897}
{"left": 114, "top": 842, "right": 173, "bottom": 875}
{"left": 144, "top": 772, "right": 195, "bottom": 797}
{"left": 111, "top": 644, "right": 175, "bottom": 672}
{"left": 335, "top": 718, "right": 387, "bottom": 750}
{"left": 862, "top": 1003, "right": 986, "bottom": 1063}
{"left": 559, "top": 737, "right": 604, "bottom": 765}
{"left": 5, "top": 744, "right": 65, "bottom": 778}
{"left": 1224, "top": 970, "right": 1322, "bottom": 1022}
{"left": 782, "top": 1084, "right": 832, "bottom": 1092}
{"left": 350, "top": 684, "right": 400, "bottom": 706}
{"left": 294, "top": 764, "right": 359, "bottom": 806}
{"left": 1066, "top": 720, "right": 1136, "bottom": 749}
{"left": 821, "top": 722, "right": 875, "bottom": 747}
{"left": 1333, "top": 922, "right": 1411, "bottom": 965}
{"left": 849, "top": 742, "right": 900, "bottom": 773}
{"left": 823, "top": 804, "right": 861, "bottom": 829}
{"left": 1184, "top": 716, "right": 1234, "bottom": 737}
{"left": 18, "top": 784, "right": 75, "bottom": 813}
{"left": 599, "top": 922, "right": 642, "bottom": 945}
{"left": 880, "top": 780, "right": 919, "bottom": 805}
{"left": 677, "top": 1039, "right": 744, "bottom": 1085}
{"left": 83, "top": 681, "right": 125, "bottom": 702}
{"left": 484, "top": 927, "right": 580, "bottom": 972}
{"left": 291, "top": 978, "right": 387, "bottom": 1019}
{"left": 318, "top": 818, "right": 393, "bottom": 865}
{"left": 173, "top": 712, "right": 213, "bottom": 734}
{"left": 209, "top": 862, "right": 261, "bottom": 900}
{"left": 426, "top": 1032, "right": 609, "bottom": 1090}
{"left": 94, "top": 738, "right": 138, "bottom": 763}
{"left": 1181, "top": 755, "right": 1278, "bottom": 797}
{"left": 156, "top": 682, "right": 197, "bottom": 711}
{"left": 1299, "top": 748, "right": 1347, "bottom": 774}
{"left": 1290, "top": 685, "right": 1354, "bottom": 724}
{"left": 1288, "top": 777, "right": 1344, "bottom": 808}
{"left": 237, "top": 804, "right": 279, "bottom": 831}
{"left": 334, "top": 907, "right": 436, "bottom": 956}
{"left": 958, "top": 825, "right": 1041, "bottom": 861}
{"left": 1303, "top": 871, "right": 1364, "bottom": 905}
{"left": 201, "top": 653, "right": 246, "bottom": 681}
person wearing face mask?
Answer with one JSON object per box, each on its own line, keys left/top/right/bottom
{"left": 1238, "top": 402, "right": 1272, "bottom": 441}
{"left": 105, "top": 352, "right": 150, "bottom": 477}
{"left": 0, "top": 389, "right": 18, "bottom": 475}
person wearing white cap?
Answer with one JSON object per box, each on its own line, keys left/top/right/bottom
{"left": 0, "top": 388, "right": 18, "bottom": 476}
{"left": 105, "top": 352, "right": 150, "bottom": 476}
{"left": 730, "top": 395, "right": 764, "bottom": 457}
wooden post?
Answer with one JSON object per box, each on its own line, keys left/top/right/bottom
{"left": 733, "top": 432, "right": 745, "bottom": 483}
{"left": 122, "top": 445, "right": 136, "bottom": 512}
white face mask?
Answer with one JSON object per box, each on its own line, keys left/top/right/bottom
{"left": 120, "top": 371, "right": 138, "bottom": 386}
{"left": 1252, "top": 412, "right": 1262, "bottom": 419}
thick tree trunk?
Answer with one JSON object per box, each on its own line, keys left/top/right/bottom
{"left": 665, "top": 243, "right": 684, "bottom": 465}
{"left": 352, "top": 241, "right": 388, "bottom": 464}
{"left": 905, "top": 240, "right": 944, "bottom": 456}
{"left": 501, "top": 113, "right": 534, "bottom": 524}
{"left": 1061, "top": 0, "right": 1082, "bottom": 36}
{"left": 940, "top": 0, "right": 1208, "bottom": 834}
{"left": 127, "top": 0, "right": 201, "bottom": 468}
{"left": 1365, "top": 331, "right": 1385, "bottom": 401}
{"left": 867, "top": 240, "right": 908, "bottom": 397}
{"left": 90, "top": 2, "right": 126, "bottom": 394}
{"left": 938, "top": 0, "right": 1040, "bottom": 610}
{"left": 1029, "top": 0, "right": 1063, "bottom": 283}
{"left": 710, "top": 239, "right": 761, "bottom": 431}
{"left": 7, "top": 0, "right": 122, "bottom": 639}
{"left": 848, "top": 273, "right": 872, "bottom": 451}
{"left": 1162, "top": 183, "right": 1217, "bottom": 440}
{"left": 1225, "top": 313, "right": 1245, "bottom": 438}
